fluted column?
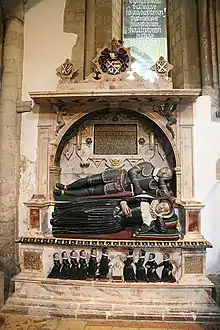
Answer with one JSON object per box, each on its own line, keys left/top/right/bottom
{"left": 0, "top": 2, "right": 24, "bottom": 287}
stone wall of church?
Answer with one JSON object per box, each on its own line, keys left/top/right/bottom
{"left": 167, "top": 0, "right": 200, "bottom": 89}
{"left": 19, "top": 0, "right": 77, "bottom": 237}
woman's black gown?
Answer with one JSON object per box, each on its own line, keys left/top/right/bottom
{"left": 78, "top": 258, "right": 87, "bottom": 280}
{"left": 59, "top": 259, "right": 70, "bottom": 279}
{"left": 123, "top": 258, "right": 136, "bottom": 282}
{"left": 87, "top": 256, "right": 98, "bottom": 279}
{"left": 69, "top": 258, "right": 79, "bottom": 280}
{"left": 136, "top": 258, "right": 149, "bottom": 282}
{"left": 50, "top": 196, "right": 147, "bottom": 236}
{"left": 48, "top": 260, "right": 61, "bottom": 278}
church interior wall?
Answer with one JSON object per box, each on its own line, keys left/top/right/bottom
{"left": 19, "top": 0, "right": 76, "bottom": 235}
{"left": 194, "top": 96, "right": 220, "bottom": 274}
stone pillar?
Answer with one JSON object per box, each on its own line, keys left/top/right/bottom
{"left": 0, "top": 2, "right": 24, "bottom": 283}
{"left": 198, "top": 0, "right": 220, "bottom": 117}
{"left": 167, "top": 0, "right": 200, "bottom": 88}
{"left": 0, "top": 271, "right": 4, "bottom": 308}
{"left": 84, "top": 0, "right": 96, "bottom": 78}
{"left": 0, "top": 5, "right": 4, "bottom": 90}
{"left": 64, "top": 0, "right": 86, "bottom": 80}
{"left": 84, "top": 0, "right": 121, "bottom": 77}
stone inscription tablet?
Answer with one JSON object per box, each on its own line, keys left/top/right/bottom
{"left": 124, "top": 0, "right": 166, "bottom": 39}
{"left": 94, "top": 124, "right": 137, "bottom": 155}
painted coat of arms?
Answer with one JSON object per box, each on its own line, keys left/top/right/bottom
{"left": 97, "top": 39, "right": 131, "bottom": 75}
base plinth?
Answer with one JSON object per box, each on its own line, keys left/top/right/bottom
{"left": 3, "top": 274, "right": 220, "bottom": 322}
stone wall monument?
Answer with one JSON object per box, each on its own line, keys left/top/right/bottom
{"left": 2, "top": 37, "right": 220, "bottom": 322}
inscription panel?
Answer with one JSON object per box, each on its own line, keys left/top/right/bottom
{"left": 123, "top": 0, "right": 167, "bottom": 81}
{"left": 94, "top": 124, "right": 137, "bottom": 155}
{"left": 124, "top": 0, "right": 166, "bottom": 39}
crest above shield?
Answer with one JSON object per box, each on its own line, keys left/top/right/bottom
{"left": 91, "top": 39, "right": 134, "bottom": 79}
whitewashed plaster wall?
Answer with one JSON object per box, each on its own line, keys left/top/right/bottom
{"left": 19, "top": 0, "right": 76, "bottom": 235}
{"left": 194, "top": 96, "right": 220, "bottom": 274}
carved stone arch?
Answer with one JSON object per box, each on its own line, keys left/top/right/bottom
{"left": 123, "top": 107, "right": 181, "bottom": 168}
{"left": 48, "top": 107, "right": 181, "bottom": 199}
{"left": 50, "top": 107, "right": 180, "bottom": 168}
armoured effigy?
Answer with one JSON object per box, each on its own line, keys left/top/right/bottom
{"left": 54, "top": 162, "right": 174, "bottom": 200}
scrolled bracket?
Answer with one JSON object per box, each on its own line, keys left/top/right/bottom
{"left": 153, "top": 101, "right": 178, "bottom": 139}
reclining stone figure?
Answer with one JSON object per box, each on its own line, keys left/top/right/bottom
{"left": 51, "top": 194, "right": 179, "bottom": 238}
{"left": 54, "top": 161, "right": 174, "bottom": 200}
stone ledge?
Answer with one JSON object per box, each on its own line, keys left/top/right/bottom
{"left": 16, "top": 236, "right": 213, "bottom": 249}
{"left": 2, "top": 274, "right": 219, "bottom": 321}
{"left": 11, "top": 274, "right": 214, "bottom": 288}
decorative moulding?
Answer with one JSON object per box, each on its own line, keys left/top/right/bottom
{"left": 16, "top": 236, "right": 212, "bottom": 249}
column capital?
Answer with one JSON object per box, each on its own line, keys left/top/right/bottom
{"left": 3, "top": 1, "right": 25, "bottom": 24}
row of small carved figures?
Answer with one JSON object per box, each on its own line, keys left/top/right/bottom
{"left": 48, "top": 248, "right": 176, "bottom": 283}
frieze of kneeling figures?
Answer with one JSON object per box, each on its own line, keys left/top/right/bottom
{"left": 47, "top": 248, "right": 177, "bottom": 283}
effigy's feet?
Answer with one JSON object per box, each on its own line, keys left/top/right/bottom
{"left": 54, "top": 188, "right": 62, "bottom": 196}
{"left": 56, "top": 182, "right": 67, "bottom": 190}
{"left": 56, "top": 183, "right": 65, "bottom": 189}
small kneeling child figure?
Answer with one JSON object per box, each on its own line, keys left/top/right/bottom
{"left": 59, "top": 251, "right": 71, "bottom": 279}
{"left": 145, "top": 253, "right": 160, "bottom": 282}
{"left": 98, "top": 247, "right": 111, "bottom": 280}
{"left": 78, "top": 250, "right": 88, "bottom": 280}
{"left": 87, "top": 248, "right": 98, "bottom": 280}
{"left": 69, "top": 250, "right": 79, "bottom": 280}
{"left": 158, "top": 253, "right": 176, "bottom": 283}
{"left": 48, "top": 253, "right": 61, "bottom": 279}
{"left": 135, "top": 249, "right": 148, "bottom": 282}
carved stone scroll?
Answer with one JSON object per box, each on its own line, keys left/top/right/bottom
{"left": 153, "top": 101, "right": 178, "bottom": 138}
